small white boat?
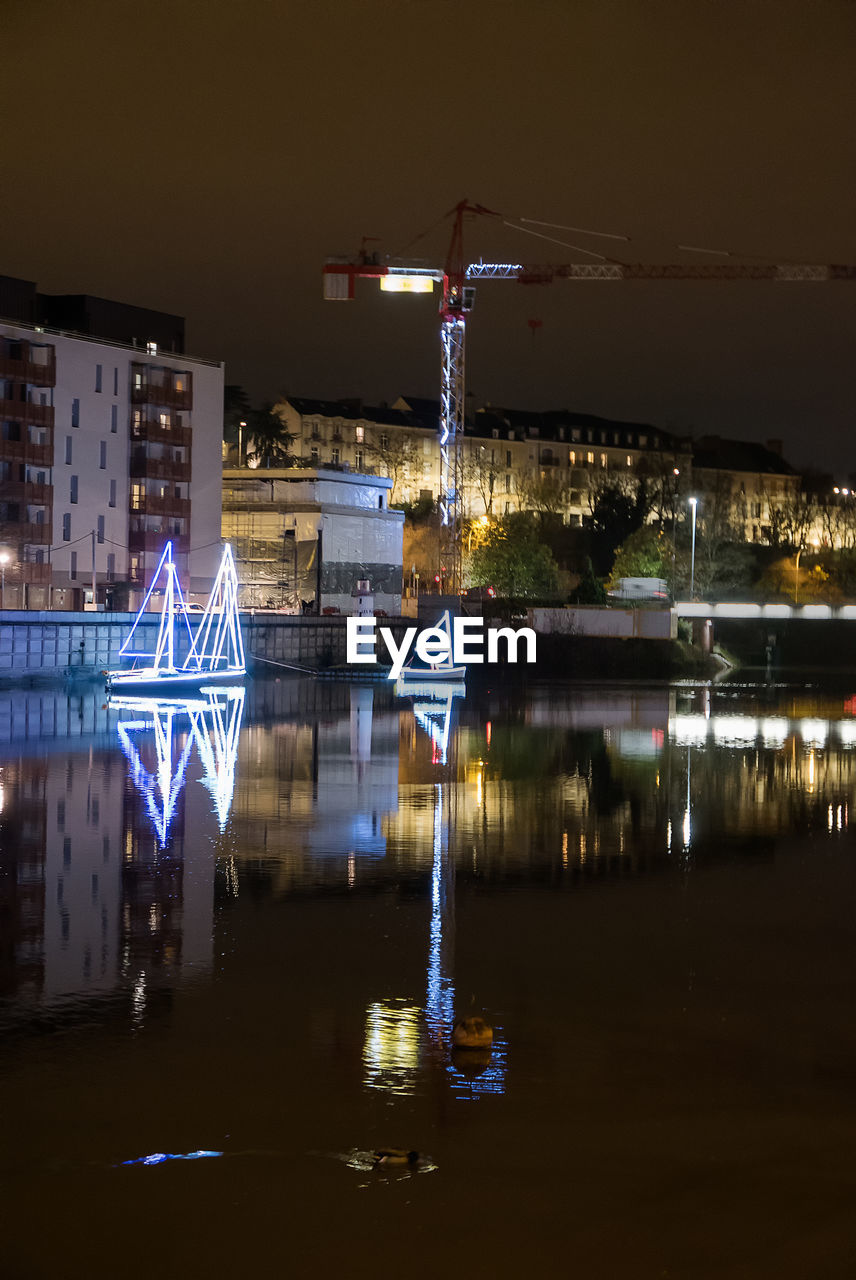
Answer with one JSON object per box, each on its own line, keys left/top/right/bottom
{"left": 396, "top": 610, "right": 466, "bottom": 683}
{"left": 106, "top": 542, "right": 246, "bottom": 692}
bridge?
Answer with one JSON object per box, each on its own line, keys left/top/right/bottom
{"left": 674, "top": 602, "right": 856, "bottom": 621}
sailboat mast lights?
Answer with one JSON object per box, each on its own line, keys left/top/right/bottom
{"left": 108, "top": 542, "right": 245, "bottom": 690}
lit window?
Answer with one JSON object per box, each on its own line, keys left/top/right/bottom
{"left": 569, "top": 450, "right": 576, "bottom": 465}
{"left": 586, "top": 451, "right": 594, "bottom": 465}
{"left": 626, "top": 454, "right": 632, "bottom": 466}
{"left": 355, "top": 426, "right": 364, "bottom": 443}
{"left": 600, "top": 453, "right": 607, "bottom": 468}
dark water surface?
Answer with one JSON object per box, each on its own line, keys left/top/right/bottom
{"left": 2, "top": 676, "right": 856, "bottom": 1278}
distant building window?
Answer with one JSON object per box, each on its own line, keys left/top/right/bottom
{"left": 100, "top": 441, "right": 107, "bottom": 469}
{"left": 70, "top": 475, "right": 78, "bottom": 503}
{"left": 600, "top": 453, "right": 607, "bottom": 468}
{"left": 639, "top": 435, "right": 648, "bottom": 447}
{"left": 95, "top": 364, "right": 102, "bottom": 393}
{"left": 113, "top": 367, "right": 119, "bottom": 396}
{"left": 331, "top": 447, "right": 340, "bottom": 464}
{"left": 70, "top": 551, "right": 77, "bottom": 580}
{"left": 109, "top": 479, "right": 117, "bottom": 508}
{"left": 107, "top": 553, "right": 115, "bottom": 581}
{"left": 569, "top": 450, "right": 576, "bottom": 466}
{"left": 586, "top": 451, "right": 594, "bottom": 465}
{"left": 97, "top": 515, "right": 105, "bottom": 544}
{"left": 147, "top": 342, "right": 158, "bottom": 355}
{"left": 310, "top": 446, "right": 319, "bottom": 464}
{"left": 380, "top": 433, "right": 389, "bottom": 450}
{"left": 111, "top": 404, "right": 118, "bottom": 433}
{"left": 355, "top": 426, "right": 364, "bottom": 443}
{"left": 506, "top": 450, "right": 512, "bottom": 467}
{"left": 626, "top": 454, "right": 632, "bottom": 466}
{"left": 65, "top": 436, "right": 72, "bottom": 465}
{"left": 355, "top": 449, "right": 364, "bottom": 470}
{"left": 71, "top": 398, "right": 80, "bottom": 428}
{"left": 505, "top": 473, "right": 511, "bottom": 493}
{"left": 62, "top": 513, "right": 71, "bottom": 541}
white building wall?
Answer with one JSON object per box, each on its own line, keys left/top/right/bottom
{"left": 0, "top": 320, "right": 223, "bottom": 605}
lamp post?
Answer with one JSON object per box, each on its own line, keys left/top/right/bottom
{"left": 0, "top": 551, "right": 9, "bottom": 610}
{"left": 671, "top": 468, "right": 680, "bottom": 582}
{"left": 238, "top": 420, "right": 247, "bottom": 467}
{"left": 688, "top": 497, "right": 698, "bottom": 599}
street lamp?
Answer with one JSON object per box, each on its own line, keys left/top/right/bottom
{"left": 794, "top": 546, "right": 803, "bottom": 604}
{"left": 0, "top": 551, "right": 9, "bottom": 610}
{"left": 238, "top": 420, "right": 247, "bottom": 467}
{"left": 688, "top": 497, "right": 698, "bottom": 599}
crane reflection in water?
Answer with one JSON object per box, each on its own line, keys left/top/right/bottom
{"left": 363, "top": 680, "right": 507, "bottom": 1101}
{"left": 113, "top": 686, "right": 246, "bottom": 845}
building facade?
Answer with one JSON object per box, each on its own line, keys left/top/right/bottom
{"left": 221, "top": 468, "right": 404, "bottom": 613}
{"left": 0, "top": 278, "right": 223, "bottom": 609}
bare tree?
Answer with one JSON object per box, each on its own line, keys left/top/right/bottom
{"left": 462, "top": 443, "right": 504, "bottom": 515}
{"left": 363, "top": 431, "right": 416, "bottom": 502}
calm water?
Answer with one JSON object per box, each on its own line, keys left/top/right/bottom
{"left": 2, "top": 675, "right": 856, "bottom": 1278}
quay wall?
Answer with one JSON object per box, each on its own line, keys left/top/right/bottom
{"left": 0, "top": 612, "right": 415, "bottom": 680}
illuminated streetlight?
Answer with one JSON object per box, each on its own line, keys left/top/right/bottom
{"left": 238, "top": 420, "right": 247, "bottom": 467}
{"left": 688, "top": 498, "right": 698, "bottom": 599}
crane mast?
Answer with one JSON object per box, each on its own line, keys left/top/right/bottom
{"left": 324, "top": 205, "right": 856, "bottom": 597}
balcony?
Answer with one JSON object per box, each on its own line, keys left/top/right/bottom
{"left": 0, "top": 344, "right": 56, "bottom": 387}
{"left": 130, "top": 419, "right": 193, "bottom": 448}
{"left": 0, "top": 520, "right": 51, "bottom": 545}
{"left": 0, "top": 481, "right": 53, "bottom": 506}
{"left": 129, "top": 493, "right": 191, "bottom": 519}
{"left": 9, "top": 562, "right": 52, "bottom": 586}
{"left": 0, "top": 399, "right": 55, "bottom": 428}
{"left": 128, "top": 529, "right": 190, "bottom": 555}
{"left": 129, "top": 455, "right": 192, "bottom": 483}
{"left": 130, "top": 365, "right": 193, "bottom": 411}
{"left": 0, "top": 439, "right": 53, "bottom": 467}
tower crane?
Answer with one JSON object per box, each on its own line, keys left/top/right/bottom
{"left": 324, "top": 200, "right": 856, "bottom": 594}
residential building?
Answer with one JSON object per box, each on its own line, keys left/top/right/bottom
{"left": 221, "top": 468, "right": 403, "bottom": 613}
{"left": 690, "top": 437, "right": 800, "bottom": 543}
{"left": 0, "top": 276, "right": 223, "bottom": 609}
{"left": 275, "top": 394, "right": 688, "bottom": 523}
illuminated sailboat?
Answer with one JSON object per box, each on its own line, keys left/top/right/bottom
{"left": 106, "top": 542, "right": 246, "bottom": 691}
{"left": 396, "top": 610, "right": 466, "bottom": 684}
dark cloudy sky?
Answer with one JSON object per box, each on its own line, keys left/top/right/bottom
{"left": 4, "top": 0, "right": 856, "bottom": 474}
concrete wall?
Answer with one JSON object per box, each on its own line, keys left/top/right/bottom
{"left": 0, "top": 611, "right": 414, "bottom": 679}
{"left": 529, "top": 605, "right": 677, "bottom": 640}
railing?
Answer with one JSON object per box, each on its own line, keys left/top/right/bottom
{"left": 128, "top": 529, "right": 189, "bottom": 554}
{"left": 0, "top": 440, "right": 53, "bottom": 466}
{"left": 1, "top": 316, "right": 222, "bottom": 368}
{"left": 130, "top": 419, "right": 193, "bottom": 447}
{"left": 0, "top": 520, "right": 52, "bottom": 544}
{"left": 0, "top": 398, "right": 55, "bottom": 427}
{"left": 0, "top": 481, "right": 53, "bottom": 505}
{"left": 129, "top": 456, "right": 192, "bottom": 482}
{"left": 0, "top": 561, "right": 51, "bottom": 585}
{"left": 0, "top": 346, "right": 56, "bottom": 386}
{"left": 129, "top": 494, "right": 191, "bottom": 518}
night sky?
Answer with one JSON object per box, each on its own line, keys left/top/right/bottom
{"left": 4, "top": 0, "right": 856, "bottom": 474}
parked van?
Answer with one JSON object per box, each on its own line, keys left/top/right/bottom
{"left": 608, "top": 577, "right": 670, "bottom": 603}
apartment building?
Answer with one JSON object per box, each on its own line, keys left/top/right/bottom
{"left": 691, "top": 437, "right": 800, "bottom": 543}
{"left": 0, "top": 276, "right": 223, "bottom": 609}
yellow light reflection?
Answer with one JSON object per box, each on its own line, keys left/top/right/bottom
{"left": 363, "top": 1000, "right": 422, "bottom": 1096}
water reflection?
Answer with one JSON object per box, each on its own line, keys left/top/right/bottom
{"left": 3, "top": 678, "right": 856, "bottom": 1041}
